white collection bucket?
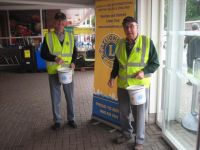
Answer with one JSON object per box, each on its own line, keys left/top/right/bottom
{"left": 57, "top": 67, "right": 73, "bottom": 84}
{"left": 126, "top": 85, "right": 146, "bottom": 105}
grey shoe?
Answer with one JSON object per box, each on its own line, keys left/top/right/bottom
{"left": 115, "top": 135, "right": 132, "bottom": 144}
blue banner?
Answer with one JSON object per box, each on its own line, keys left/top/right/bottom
{"left": 92, "top": 94, "right": 120, "bottom": 126}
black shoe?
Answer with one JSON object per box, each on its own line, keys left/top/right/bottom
{"left": 51, "top": 123, "right": 61, "bottom": 130}
{"left": 187, "top": 81, "right": 192, "bottom": 86}
{"left": 67, "top": 121, "right": 77, "bottom": 128}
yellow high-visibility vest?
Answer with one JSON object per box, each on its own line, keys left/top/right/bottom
{"left": 115, "top": 35, "right": 151, "bottom": 88}
{"left": 45, "top": 31, "right": 74, "bottom": 74}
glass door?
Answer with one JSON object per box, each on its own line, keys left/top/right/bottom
{"left": 162, "top": 0, "right": 200, "bottom": 149}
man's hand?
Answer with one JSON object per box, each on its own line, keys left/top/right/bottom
{"left": 55, "top": 57, "right": 64, "bottom": 65}
{"left": 107, "top": 78, "right": 115, "bottom": 88}
{"left": 70, "top": 63, "right": 75, "bottom": 69}
{"left": 134, "top": 71, "right": 144, "bottom": 79}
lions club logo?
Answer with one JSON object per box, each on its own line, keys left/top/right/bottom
{"left": 99, "top": 33, "right": 120, "bottom": 68}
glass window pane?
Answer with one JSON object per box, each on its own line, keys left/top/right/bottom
{"left": 185, "top": 0, "right": 200, "bottom": 22}
{"left": 42, "top": 9, "right": 60, "bottom": 30}
{"left": 0, "top": 11, "right": 9, "bottom": 37}
{"left": 162, "top": 0, "right": 200, "bottom": 149}
{"left": 0, "top": 39, "right": 9, "bottom": 47}
{"left": 9, "top": 10, "right": 41, "bottom": 36}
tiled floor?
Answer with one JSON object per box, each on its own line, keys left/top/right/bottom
{"left": 0, "top": 70, "right": 172, "bottom": 150}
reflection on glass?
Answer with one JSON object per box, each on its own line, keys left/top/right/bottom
{"left": 9, "top": 10, "right": 41, "bottom": 37}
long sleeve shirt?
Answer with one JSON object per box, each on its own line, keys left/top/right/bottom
{"left": 110, "top": 38, "right": 160, "bottom": 79}
{"left": 41, "top": 36, "right": 77, "bottom": 64}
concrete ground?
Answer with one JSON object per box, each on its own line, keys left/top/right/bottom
{"left": 0, "top": 70, "right": 172, "bottom": 150}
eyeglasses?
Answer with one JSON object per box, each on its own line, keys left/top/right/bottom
{"left": 124, "top": 23, "right": 138, "bottom": 29}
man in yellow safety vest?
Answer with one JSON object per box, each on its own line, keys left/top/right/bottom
{"left": 41, "top": 12, "right": 77, "bottom": 130}
{"left": 108, "top": 16, "right": 159, "bottom": 150}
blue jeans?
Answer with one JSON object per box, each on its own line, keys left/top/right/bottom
{"left": 49, "top": 74, "right": 75, "bottom": 123}
{"left": 118, "top": 88, "right": 149, "bottom": 144}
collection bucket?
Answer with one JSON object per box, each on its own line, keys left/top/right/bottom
{"left": 126, "top": 85, "right": 146, "bottom": 105}
{"left": 57, "top": 67, "right": 73, "bottom": 84}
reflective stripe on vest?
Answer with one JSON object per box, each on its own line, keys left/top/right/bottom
{"left": 118, "top": 74, "right": 151, "bottom": 80}
{"left": 116, "top": 35, "right": 151, "bottom": 88}
{"left": 45, "top": 31, "right": 74, "bottom": 74}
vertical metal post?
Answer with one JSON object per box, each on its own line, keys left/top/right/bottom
{"left": 196, "top": 91, "right": 200, "bottom": 150}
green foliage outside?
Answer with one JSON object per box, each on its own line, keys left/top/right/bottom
{"left": 164, "top": 0, "right": 200, "bottom": 29}
{"left": 186, "top": 0, "right": 200, "bottom": 21}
